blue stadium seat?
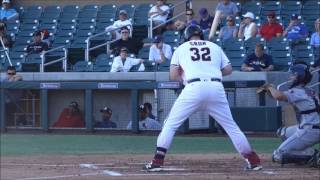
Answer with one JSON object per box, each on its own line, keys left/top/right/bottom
{"left": 62, "top": 5, "right": 80, "bottom": 15}
{"left": 20, "top": 6, "right": 43, "bottom": 21}
{"left": 301, "top": 0, "right": 320, "bottom": 18}
{"left": 82, "top": 5, "right": 99, "bottom": 11}
{"left": 117, "top": 4, "right": 136, "bottom": 20}
{"left": 244, "top": 37, "right": 265, "bottom": 54}
{"left": 222, "top": 38, "right": 244, "bottom": 51}
{"left": 269, "top": 50, "right": 292, "bottom": 71}
{"left": 281, "top": 1, "right": 302, "bottom": 20}
{"left": 72, "top": 61, "right": 93, "bottom": 72}
{"left": 261, "top": 1, "right": 281, "bottom": 17}
{"left": 291, "top": 44, "right": 314, "bottom": 65}
{"left": 225, "top": 50, "right": 245, "bottom": 70}
{"left": 21, "top": 53, "right": 42, "bottom": 72}
{"left": 134, "top": 3, "right": 153, "bottom": 26}
{"left": 241, "top": 1, "right": 261, "bottom": 15}
{"left": 138, "top": 46, "right": 150, "bottom": 60}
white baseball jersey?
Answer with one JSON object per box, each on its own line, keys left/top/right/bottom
{"left": 170, "top": 40, "right": 230, "bottom": 81}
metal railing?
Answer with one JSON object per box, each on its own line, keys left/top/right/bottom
{"left": 85, "top": 24, "right": 133, "bottom": 62}
{"left": 149, "top": 0, "right": 192, "bottom": 38}
{"left": 40, "top": 46, "right": 68, "bottom": 72}
{"left": 276, "top": 68, "right": 320, "bottom": 106}
{"left": 0, "top": 37, "right": 12, "bottom": 66}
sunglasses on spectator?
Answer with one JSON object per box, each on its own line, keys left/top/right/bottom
{"left": 227, "top": 19, "right": 233, "bottom": 22}
{"left": 7, "top": 73, "right": 16, "bottom": 75}
{"left": 186, "top": 13, "right": 193, "bottom": 16}
{"left": 121, "top": 31, "right": 129, "bottom": 34}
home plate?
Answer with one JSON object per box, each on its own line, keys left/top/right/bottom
{"left": 262, "top": 171, "right": 277, "bottom": 175}
{"left": 79, "top": 164, "right": 99, "bottom": 169}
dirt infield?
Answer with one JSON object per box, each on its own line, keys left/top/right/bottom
{"left": 1, "top": 154, "right": 319, "bottom": 180}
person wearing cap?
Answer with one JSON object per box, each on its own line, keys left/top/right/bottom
{"left": 127, "top": 104, "right": 162, "bottom": 130}
{"left": 149, "top": 35, "right": 172, "bottom": 64}
{"left": 148, "top": 0, "right": 170, "bottom": 35}
{"left": 0, "top": 21, "right": 12, "bottom": 48}
{"left": 26, "top": 30, "right": 49, "bottom": 54}
{"left": 283, "top": 14, "right": 308, "bottom": 41}
{"left": 218, "top": 15, "right": 238, "bottom": 41}
{"left": 310, "top": 18, "right": 320, "bottom": 68}
{"left": 259, "top": 12, "right": 283, "bottom": 41}
{"left": 110, "top": 47, "right": 144, "bottom": 72}
{"left": 94, "top": 107, "right": 117, "bottom": 128}
{"left": 199, "top": 8, "right": 214, "bottom": 31}
{"left": 105, "top": 9, "right": 132, "bottom": 40}
{"left": 241, "top": 43, "right": 274, "bottom": 72}
{"left": 238, "top": 12, "right": 257, "bottom": 41}
{"left": 0, "top": 0, "right": 18, "bottom": 21}
{"left": 215, "top": 0, "right": 239, "bottom": 19}
{"left": 110, "top": 26, "right": 142, "bottom": 56}
{"left": 53, "top": 101, "right": 85, "bottom": 128}
{"left": 143, "top": 102, "right": 156, "bottom": 120}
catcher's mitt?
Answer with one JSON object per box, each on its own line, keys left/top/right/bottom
{"left": 256, "top": 83, "right": 274, "bottom": 94}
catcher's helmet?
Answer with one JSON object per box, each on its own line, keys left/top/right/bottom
{"left": 184, "top": 25, "right": 204, "bottom": 41}
{"left": 289, "top": 63, "right": 312, "bottom": 86}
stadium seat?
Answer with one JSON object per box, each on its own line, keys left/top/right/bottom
{"left": 20, "top": 6, "right": 43, "bottom": 21}
{"left": 143, "top": 61, "right": 156, "bottom": 72}
{"left": 244, "top": 37, "right": 265, "bottom": 54}
{"left": 82, "top": 5, "right": 99, "bottom": 11}
{"left": 261, "top": 1, "right": 281, "bottom": 17}
{"left": 225, "top": 50, "right": 245, "bottom": 70}
{"left": 301, "top": 0, "right": 320, "bottom": 18}
{"left": 162, "top": 30, "right": 180, "bottom": 44}
{"left": 291, "top": 44, "right": 314, "bottom": 64}
{"left": 62, "top": 5, "right": 80, "bottom": 15}
{"left": 134, "top": 3, "right": 153, "bottom": 26}
{"left": 269, "top": 50, "right": 292, "bottom": 71}
{"left": 138, "top": 46, "right": 150, "bottom": 60}
{"left": 241, "top": 1, "right": 261, "bottom": 15}
{"left": 281, "top": 1, "right": 301, "bottom": 20}
{"left": 72, "top": 61, "right": 93, "bottom": 72}
{"left": 99, "top": 4, "right": 117, "bottom": 20}
{"left": 266, "top": 37, "right": 290, "bottom": 51}
{"left": 222, "top": 38, "right": 244, "bottom": 51}
{"left": 157, "top": 60, "right": 170, "bottom": 72}
{"left": 21, "top": 53, "right": 42, "bottom": 72}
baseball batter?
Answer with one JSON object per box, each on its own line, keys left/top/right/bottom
{"left": 261, "top": 63, "right": 320, "bottom": 167}
{"left": 144, "top": 25, "right": 262, "bottom": 171}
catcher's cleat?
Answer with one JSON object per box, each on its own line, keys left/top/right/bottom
{"left": 143, "top": 159, "right": 164, "bottom": 172}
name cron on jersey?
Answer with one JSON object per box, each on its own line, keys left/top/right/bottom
{"left": 189, "top": 41, "right": 206, "bottom": 46}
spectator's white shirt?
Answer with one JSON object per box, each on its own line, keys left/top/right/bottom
{"left": 127, "top": 117, "right": 162, "bottom": 130}
{"left": 149, "top": 43, "right": 172, "bottom": 62}
{"left": 149, "top": 5, "right": 170, "bottom": 23}
{"left": 110, "top": 56, "right": 142, "bottom": 72}
{"left": 244, "top": 22, "right": 256, "bottom": 40}
{"left": 106, "top": 19, "right": 132, "bottom": 31}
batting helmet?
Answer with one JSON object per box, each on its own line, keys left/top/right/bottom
{"left": 289, "top": 63, "right": 312, "bottom": 86}
{"left": 184, "top": 25, "right": 204, "bottom": 41}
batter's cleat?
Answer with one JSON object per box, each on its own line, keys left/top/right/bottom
{"left": 143, "top": 159, "right": 164, "bottom": 172}
{"left": 244, "top": 151, "right": 263, "bottom": 171}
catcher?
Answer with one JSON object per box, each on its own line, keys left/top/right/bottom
{"left": 257, "top": 63, "right": 320, "bottom": 167}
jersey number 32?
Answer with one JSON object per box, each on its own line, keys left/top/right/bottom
{"left": 190, "top": 47, "right": 211, "bottom": 61}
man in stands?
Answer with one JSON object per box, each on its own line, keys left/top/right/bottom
{"left": 144, "top": 102, "right": 156, "bottom": 120}
{"left": 148, "top": 0, "right": 170, "bottom": 35}
{"left": 259, "top": 12, "right": 283, "bottom": 41}
{"left": 241, "top": 43, "right": 274, "bottom": 72}
{"left": 199, "top": 8, "right": 214, "bottom": 31}
{"left": 148, "top": 35, "right": 172, "bottom": 64}
{"left": 94, "top": 106, "right": 117, "bottom": 128}
{"left": 0, "top": 0, "right": 18, "bottom": 22}
{"left": 215, "top": 0, "right": 239, "bottom": 19}
{"left": 110, "top": 47, "right": 144, "bottom": 72}
{"left": 26, "top": 30, "right": 49, "bottom": 54}
{"left": 283, "top": 14, "right": 308, "bottom": 41}
{"left": 110, "top": 26, "right": 141, "bottom": 56}
{"left": 127, "top": 104, "right": 162, "bottom": 130}
{"left": 52, "top": 101, "right": 85, "bottom": 128}
{"left": 174, "top": 9, "right": 198, "bottom": 32}
{"left": 105, "top": 10, "right": 132, "bottom": 40}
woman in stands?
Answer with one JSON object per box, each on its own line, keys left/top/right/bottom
{"left": 238, "top": 12, "right": 257, "bottom": 41}
{"left": 218, "top": 15, "right": 238, "bottom": 41}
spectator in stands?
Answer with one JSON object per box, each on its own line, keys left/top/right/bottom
{"left": 144, "top": 102, "right": 156, "bottom": 120}
{"left": 149, "top": 0, "right": 170, "bottom": 35}
{"left": 40, "top": 29, "right": 50, "bottom": 46}
{"left": 259, "top": 11, "right": 283, "bottom": 41}
{"left": 174, "top": 9, "right": 198, "bottom": 32}
{"left": 127, "top": 104, "right": 161, "bottom": 130}
{"left": 0, "top": 21, "right": 12, "bottom": 48}
{"left": 105, "top": 10, "right": 132, "bottom": 40}
{"left": 110, "top": 47, "right": 144, "bottom": 72}
{"left": 94, "top": 106, "right": 117, "bottom": 128}
{"left": 241, "top": 43, "right": 274, "bottom": 72}
{"left": 52, "top": 101, "right": 85, "bottom": 128}
{"left": 310, "top": 18, "right": 320, "bottom": 48}
{"left": 0, "top": 0, "right": 18, "bottom": 22}
{"left": 149, "top": 35, "right": 172, "bottom": 64}
{"left": 110, "top": 26, "right": 142, "bottom": 56}
{"left": 283, "top": 14, "right": 308, "bottom": 41}
{"left": 26, "top": 30, "right": 49, "bottom": 54}
{"left": 238, "top": 12, "right": 257, "bottom": 41}
{"left": 215, "top": 0, "right": 239, "bottom": 19}
{"left": 1, "top": 66, "right": 23, "bottom": 126}
{"left": 199, "top": 8, "right": 214, "bottom": 31}
{"left": 218, "top": 15, "right": 238, "bottom": 41}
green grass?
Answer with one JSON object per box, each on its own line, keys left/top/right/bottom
{"left": 0, "top": 134, "right": 280, "bottom": 156}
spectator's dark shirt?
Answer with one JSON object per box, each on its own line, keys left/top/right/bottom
{"left": 110, "top": 38, "right": 142, "bottom": 55}
{"left": 244, "top": 53, "right": 273, "bottom": 71}
{"left": 26, "top": 41, "right": 48, "bottom": 54}
{"left": 199, "top": 16, "right": 214, "bottom": 31}
{"left": 1, "top": 34, "right": 13, "bottom": 48}
{"left": 95, "top": 119, "right": 117, "bottom": 128}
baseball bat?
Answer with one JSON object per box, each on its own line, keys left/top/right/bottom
{"left": 208, "top": 10, "right": 222, "bottom": 41}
